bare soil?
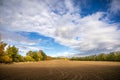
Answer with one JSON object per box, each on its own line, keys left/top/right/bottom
{"left": 0, "top": 60, "right": 120, "bottom": 80}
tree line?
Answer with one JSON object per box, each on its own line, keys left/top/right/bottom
{"left": 0, "top": 41, "right": 53, "bottom": 63}
{"left": 70, "top": 51, "right": 120, "bottom": 61}
{"left": 1, "top": 41, "right": 120, "bottom": 63}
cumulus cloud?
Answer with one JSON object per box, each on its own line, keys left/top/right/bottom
{"left": 53, "top": 12, "right": 120, "bottom": 54}
{"left": 0, "top": 0, "right": 120, "bottom": 56}
{"left": 109, "top": 0, "right": 120, "bottom": 14}
{"left": 0, "top": 31, "right": 38, "bottom": 44}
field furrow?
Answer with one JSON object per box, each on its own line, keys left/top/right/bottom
{"left": 0, "top": 61, "right": 120, "bottom": 80}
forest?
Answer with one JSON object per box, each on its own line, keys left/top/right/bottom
{"left": 0, "top": 41, "right": 120, "bottom": 63}
{"left": 0, "top": 41, "right": 52, "bottom": 63}
{"left": 70, "top": 51, "right": 120, "bottom": 61}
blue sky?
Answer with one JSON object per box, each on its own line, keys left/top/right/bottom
{"left": 0, "top": 0, "right": 120, "bottom": 57}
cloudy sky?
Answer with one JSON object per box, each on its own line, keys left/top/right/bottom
{"left": 0, "top": 0, "right": 120, "bottom": 57}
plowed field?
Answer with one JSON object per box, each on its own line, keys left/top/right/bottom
{"left": 0, "top": 60, "right": 120, "bottom": 80}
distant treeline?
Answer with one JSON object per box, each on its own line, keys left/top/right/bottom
{"left": 0, "top": 41, "right": 53, "bottom": 63}
{"left": 70, "top": 51, "right": 120, "bottom": 61}
{"left": 1, "top": 41, "right": 120, "bottom": 63}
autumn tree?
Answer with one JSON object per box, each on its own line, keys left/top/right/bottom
{"left": 17, "top": 55, "right": 25, "bottom": 62}
{"left": 26, "top": 50, "right": 47, "bottom": 61}
{"left": 1, "top": 55, "right": 12, "bottom": 63}
{"left": 6, "top": 45, "right": 19, "bottom": 62}
{"left": 25, "top": 56, "right": 34, "bottom": 61}
{"left": 38, "top": 50, "right": 47, "bottom": 60}
{"left": 0, "top": 42, "right": 8, "bottom": 63}
{"left": 0, "top": 42, "right": 7, "bottom": 56}
{"left": 26, "top": 50, "right": 34, "bottom": 57}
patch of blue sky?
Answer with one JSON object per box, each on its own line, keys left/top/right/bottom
{"left": 73, "top": 0, "right": 110, "bottom": 17}
{"left": 17, "top": 31, "right": 72, "bottom": 56}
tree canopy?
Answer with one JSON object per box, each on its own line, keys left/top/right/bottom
{"left": 0, "top": 41, "right": 120, "bottom": 63}
{"left": 70, "top": 51, "right": 120, "bottom": 61}
{"left": 0, "top": 41, "right": 48, "bottom": 63}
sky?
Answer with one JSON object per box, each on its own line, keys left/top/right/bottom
{"left": 0, "top": 0, "right": 120, "bottom": 57}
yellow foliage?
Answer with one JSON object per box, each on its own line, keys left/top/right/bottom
{"left": 25, "top": 56, "right": 34, "bottom": 61}
{"left": 64, "top": 58, "right": 68, "bottom": 60}
{"left": 1, "top": 55, "right": 12, "bottom": 63}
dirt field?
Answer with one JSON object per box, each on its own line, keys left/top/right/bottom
{"left": 0, "top": 60, "right": 120, "bottom": 80}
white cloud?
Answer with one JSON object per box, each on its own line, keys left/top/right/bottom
{"left": 18, "top": 45, "right": 41, "bottom": 56}
{"left": 0, "top": 0, "right": 120, "bottom": 56}
{"left": 0, "top": 30, "right": 38, "bottom": 44}
{"left": 52, "top": 51, "right": 76, "bottom": 57}
{"left": 53, "top": 12, "right": 120, "bottom": 53}
{"left": 109, "top": 0, "right": 120, "bottom": 14}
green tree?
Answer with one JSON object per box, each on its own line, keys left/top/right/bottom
{"left": 115, "top": 51, "right": 120, "bottom": 61}
{"left": 27, "top": 51, "right": 40, "bottom": 61}
{"left": 98, "top": 53, "right": 107, "bottom": 61}
{"left": 26, "top": 50, "right": 47, "bottom": 61}
{"left": 6, "top": 45, "right": 19, "bottom": 62}
{"left": 38, "top": 50, "right": 47, "bottom": 60}
{"left": 1, "top": 55, "right": 12, "bottom": 63}
{"left": 32, "top": 52, "right": 40, "bottom": 61}
{"left": 17, "top": 55, "right": 25, "bottom": 62}
{"left": 0, "top": 42, "right": 7, "bottom": 56}
{"left": 0, "top": 42, "right": 7, "bottom": 63}
{"left": 27, "top": 50, "right": 34, "bottom": 57}
{"left": 25, "top": 56, "right": 34, "bottom": 61}
{"left": 37, "top": 52, "right": 43, "bottom": 60}
{"left": 107, "top": 52, "right": 116, "bottom": 61}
